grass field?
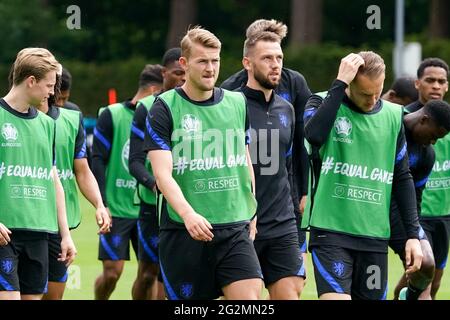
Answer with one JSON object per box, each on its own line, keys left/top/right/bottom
{"left": 63, "top": 196, "right": 450, "bottom": 300}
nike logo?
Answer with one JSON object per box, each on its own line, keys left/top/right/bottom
{"left": 317, "top": 235, "right": 327, "bottom": 238}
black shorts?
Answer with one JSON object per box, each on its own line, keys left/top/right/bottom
{"left": 0, "top": 231, "right": 48, "bottom": 294}
{"left": 159, "top": 223, "right": 262, "bottom": 300}
{"left": 98, "top": 217, "right": 138, "bottom": 261}
{"left": 254, "top": 232, "right": 305, "bottom": 286}
{"left": 311, "top": 245, "right": 388, "bottom": 300}
{"left": 298, "top": 227, "right": 307, "bottom": 254}
{"left": 389, "top": 211, "right": 428, "bottom": 260}
{"left": 137, "top": 203, "right": 159, "bottom": 263}
{"left": 48, "top": 233, "right": 68, "bottom": 282}
{"left": 420, "top": 217, "right": 450, "bottom": 270}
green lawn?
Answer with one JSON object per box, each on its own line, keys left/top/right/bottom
{"left": 63, "top": 196, "right": 450, "bottom": 300}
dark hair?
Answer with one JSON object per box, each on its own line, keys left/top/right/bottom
{"left": 139, "top": 64, "right": 163, "bottom": 89}
{"left": 424, "top": 100, "right": 450, "bottom": 131}
{"left": 391, "top": 77, "right": 418, "bottom": 100}
{"left": 162, "top": 47, "right": 181, "bottom": 67}
{"left": 417, "top": 58, "right": 449, "bottom": 79}
{"left": 60, "top": 67, "right": 72, "bottom": 91}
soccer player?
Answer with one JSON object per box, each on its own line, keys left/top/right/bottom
{"left": 92, "top": 64, "right": 162, "bottom": 300}
{"left": 238, "top": 20, "right": 304, "bottom": 299}
{"left": 145, "top": 26, "right": 263, "bottom": 300}
{"left": 382, "top": 76, "right": 418, "bottom": 106}
{"left": 0, "top": 48, "right": 76, "bottom": 300}
{"left": 390, "top": 100, "right": 450, "bottom": 300}
{"left": 129, "top": 48, "right": 184, "bottom": 300}
{"left": 55, "top": 68, "right": 82, "bottom": 112}
{"left": 34, "top": 69, "right": 111, "bottom": 300}
{"left": 303, "top": 51, "right": 422, "bottom": 300}
{"left": 221, "top": 18, "right": 312, "bottom": 267}
{"left": 404, "top": 58, "right": 450, "bottom": 299}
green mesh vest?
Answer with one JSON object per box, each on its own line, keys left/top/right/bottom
{"left": 101, "top": 103, "right": 139, "bottom": 218}
{"left": 302, "top": 94, "right": 402, "bottom": 239}
{"left": 136, "top": 95, "right": 156, "bottom": 205}
{"left": 158, "top": 89, "right": 257, "bottom": 225}
{"left": 55, "top": 108, "right": 82, "bottom": 229}
{"left": 0, "top": 107, "right": 58, "bottom": 232}
{"left": 421, "top": 133, "right": 450, "bottom": 217}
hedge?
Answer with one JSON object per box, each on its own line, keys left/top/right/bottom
{"left": 1, "top": 40, "right": 449, "bottom": 116}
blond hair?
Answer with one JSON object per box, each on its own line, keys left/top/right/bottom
{"left": 11, "top": 48, "right": 59, "bottom": 86}
{"left": 245, "top": 19, "right": 287, "bottom": 39}
{"left": 243, "top": 19, "right": 287, "bottom": 57}
{"left": 180, "top": 26, "right": 221, "bottom": 59}
{"left": 357, "top": 51, "right": 385, "bottom": 79}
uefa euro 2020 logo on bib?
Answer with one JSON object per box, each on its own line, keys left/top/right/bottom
{"left": 121, "top": 139, "right": 130, "bottom": 171}
{"left": 1, "top": 123, "right": 21, "bottom": 147}
{"left": 2, "top": 123, "right": 18, "bottom": 141}
{"left": 334, "top": 117, "right": 352, "bottom": 136}
{"left": 333, "top": 117, "right": 353, "bottom": 144}
{"left": 182, "top": 114, "right": 200, "bottom": 135}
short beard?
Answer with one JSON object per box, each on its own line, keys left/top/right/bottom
{"left": 254, "top": 70, "right": 279, "bottom": 90}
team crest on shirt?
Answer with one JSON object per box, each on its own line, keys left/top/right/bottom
{"left": 332, "top": 261, "right": 345, "bottom": 278}
{"left": 182, "top": 114, "right": 201, "bottom": 135}
{"left": 279, "top": 113, "right": 288, "bottom": 128}
{"left": 150, "top": 236, "right": 159, "bottom": 248}
{"left": 121, "top": 139, "right": 130, "bottom": 171}
{"left": 279, "top": 92, "right": 292, "bottom": 103}
{"left": 1, "top": 123, "right": 21, "bottom": 147}
{"left": 180, "top": 283, "right": 194, "bottom": 299}
{"left": 1, "top": 259, "right": 14, "bottom": 274}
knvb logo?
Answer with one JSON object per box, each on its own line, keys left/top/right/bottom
{"left": 1, "top": 259, "right": 14, "bottom": 274}
{"left": 279, "top": 113, "right": 288, "bottom": 128}
{"left": 180, "top": 283, "right": 193, "bottom": 299}
{"left": 332, "top": 261, "right": 345, "bottom": 278}
{"left": 2, "top": 123, "right": 18, "bottom": 141}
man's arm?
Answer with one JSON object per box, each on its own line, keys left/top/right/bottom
{"left": 74, "top": 158, "right": 111, "bottom": 234}
{"left": 129, "top": 104, "right": 156, "bottom": 191}
{"left": 246, "top": 145, "right": 257, "bottom": 241}
{"left": 53, "top": 167, "right": 77, "bottom": 267}
{"left": 149, "top": 150, "right": 213, "bottom": 242}
{"left": 392, "top": 127, "right": 422, "bottom": 274}
{"left": 92, "top": 109, "right": 113, "bottom": 206}
{"left": 412, "top": 148, "right": 435, "bottom": 215}
{"left": 292, "top": 71, "right": 312, "bottom": 199}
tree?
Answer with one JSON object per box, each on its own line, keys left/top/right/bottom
{"left": 289, "top": 0, "right": 323, "bottom": 47}
{"left": 166, "top": 0, "right": 198, "bottom": 49}
{"left": 429, "top": 0, "right": 449, "bottom": 39}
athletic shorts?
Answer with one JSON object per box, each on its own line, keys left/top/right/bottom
{"left": 0, "top": 231, "right": 48, "bottom": 294}
{"left": 389, "top": 211, "right": 428, "bottom": 260}
{"left": 159, "top": 223, "right": 263, "bottom": 300}
{"left": 48, "top": 233, "right": 68, "bottom": 282}
{"left": 295, "top": 210, "right": 308, "bottom": 253}
{"left": 254, "top": 232, "right": 305, "bottom": 286}
{"left": 137, "top": 203, "right": 159, "bottom": 263}
{"left": 98, "top": 217, "right": 138, "bottom": 261}
{"left": 420, "top": 217, "right": 450, "bottom": 270}
{"left": 311, "top": 245, "right": 388, "bottom": 300}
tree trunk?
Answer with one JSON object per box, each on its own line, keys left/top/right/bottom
{"left": 429, "top": 0, "right": 449, "bottom": 39}
{"left": 289, "top": 0, "right": 323, "bottom": 47}
{"left": 166, "top": 0, "right": 198, "bottom": 49}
